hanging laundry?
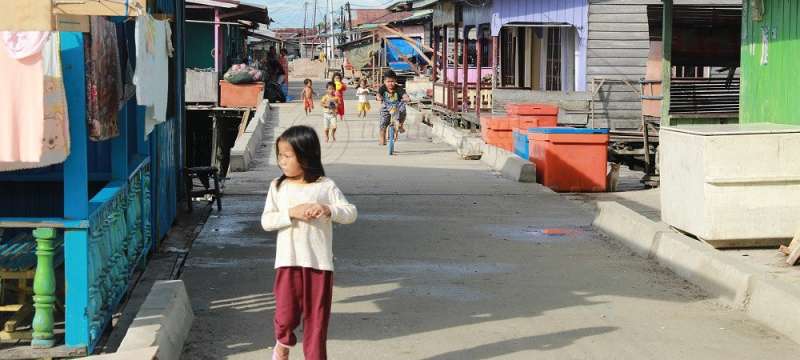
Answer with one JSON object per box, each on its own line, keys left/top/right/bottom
{"left": 0, "top": 31, "right": 47, "bottom": 165}
{"left": 134, "top": 14, "right": 173, "bottom": 136}
{"left": 0, "top": 33, "right": 70, "bottom": 172}
{"left": 86, "top": 16, "right": 122, "bottom": 141}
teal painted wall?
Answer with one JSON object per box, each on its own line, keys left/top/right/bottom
{"left": 741, "top": 0, "right": 800, "bottom": 124}
{"left": 186, "top": 22, "right": 214, "bottom": 69}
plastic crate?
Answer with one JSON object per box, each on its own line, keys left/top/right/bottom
{"left": 529, "top": 127, "right": 610, "bottom": 192}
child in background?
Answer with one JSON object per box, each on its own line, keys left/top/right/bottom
{"left": 331, "top": 72, "right": 347, "bottom": 121}
{"left": 261, "top": 125, "right": 357, "bottom": 360}
{"left": 301, "top": 79, "right": 316, "bottom": 115}
{"left": 319, "top": 82, "right": 339, "bottom": 143}
{"left": 356, "top": 79, "right": 371, "bottom": 118}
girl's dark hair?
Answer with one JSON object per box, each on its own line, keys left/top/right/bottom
{"left": 326, "top": 81, "right": 336, "bottom": 89}
{"left": 332, "top": 72, "right": 343, "bottom": 81}
{"left": 304, "top": 78, "right": 312, "bottom": 85}
{"left": 276, "top": 126, "right": 325, "bottom": 188}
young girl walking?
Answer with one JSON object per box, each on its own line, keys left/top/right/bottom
{"left": 356, "top": 79, "right": 371, "bottom": 118}
{"left": 261, "top": 126, "right": 357, "bottom": 360}
{"left": 332, "top": 72, "right": 347, "bottom": 121}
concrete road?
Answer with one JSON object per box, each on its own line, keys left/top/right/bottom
{"left": 181, "top": 84, "right": 796, "bottom": 359}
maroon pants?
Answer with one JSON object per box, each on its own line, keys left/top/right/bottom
{"left": 274, "top": 267, "right": 333, "bottom": 360}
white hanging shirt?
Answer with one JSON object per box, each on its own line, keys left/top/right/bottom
{"left": 134, "top": 15, "right": 173, "bottom": 135}
{"left": 261, "top": 177, "right": 357, "bottom": 271}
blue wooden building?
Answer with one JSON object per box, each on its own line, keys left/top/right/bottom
{"left": 0, "top": 0, "right": 186, "bottom": 355}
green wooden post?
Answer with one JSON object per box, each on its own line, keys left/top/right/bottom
{"left": 32, "top": 228, "right": 57, "bottom": 348}
{"left": 661, "top": 0, "right": 673, "bottom": 125}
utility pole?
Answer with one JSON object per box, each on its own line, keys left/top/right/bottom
{"left": 328, "top": 0, "right": 334, "bottom": 59}
{"left": 303, "top": 1, "right": 308, "bottom": 58}
{"left": 345, "top": 2, "right": 353, "bottom": 42}
{"left": 312, "top": 0, "right": 318, "bottom": 58}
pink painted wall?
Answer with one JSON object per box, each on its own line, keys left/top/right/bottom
{"left": 443, "top": 67, "right": 493, "bottom": 84}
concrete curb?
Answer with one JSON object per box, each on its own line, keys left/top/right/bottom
{"left": 117, "top": 280, "right": 194, "bottom": 360}
{"left": 230, "top": 101, "right": 270, "bottom": 172}
{"left": 592, "top": 201, "right": 670, "bottom": 258}
{"left": 430, "top": 117, "right": 482, "bottom": 159}
{"left": 479, "top": 143, "right": 536, "bottom": 183}
{"left": 427, "top": 116, "right": 536, "bottom": 182}
{"left": 83, "top": 347, "right": 158, "bottom": 359}
{"left": 593, "top": 201, "right": 800, "bottom": 345}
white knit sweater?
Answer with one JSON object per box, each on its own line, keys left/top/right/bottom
{"left": 261, "top": 177, "right": 357, "bottom": 271}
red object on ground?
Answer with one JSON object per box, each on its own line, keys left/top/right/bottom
{"left": 505, "top": 103, "right": 559, "bottom": 116}
{"left": 530, "top": 128, "right": 609, "bottom": 192}
{"left": 219, "top": 80, "right": 264, "bottom": 108}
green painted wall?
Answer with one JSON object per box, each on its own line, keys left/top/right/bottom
{"left": 186, "top": 23, "right": 214, "bottom": 69}
{"left": 741, "top": 0, "right": 800, "bottom": 124}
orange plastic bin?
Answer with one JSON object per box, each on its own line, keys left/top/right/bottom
{"left": 219, "top": 80, "right": 264, "bottom": 108}
{"left": 529, "top": 127, "right": 609, "bottom": 192}
{"left": 481, "top": 116, "right": 515, "bottom": 151}
{"left": 515, "top": 115, "right": 557, "bottom": 129}
{"left": 506, "top": 103, "right": 559, "bottom": 130}
{"left": 505, "top": 103, "right": 559, "bottom": 116}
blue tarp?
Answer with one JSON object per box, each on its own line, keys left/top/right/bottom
{"left": 386, "top": 37, "right": 423, "bottom": 72}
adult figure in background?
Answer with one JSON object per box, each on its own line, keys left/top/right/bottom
{"left": 279, "top": 48, "right": 289, "bottom": 98}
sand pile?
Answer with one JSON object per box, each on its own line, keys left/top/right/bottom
{"left": 290, "top": 58, "right": 325, "bottom": 79}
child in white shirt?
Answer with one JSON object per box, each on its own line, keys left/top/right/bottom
{"left": 261, "top": 125, "right": 357, "bottom": 360}
{"left": 356, "top": 79, "right": 371, "bottom": 118}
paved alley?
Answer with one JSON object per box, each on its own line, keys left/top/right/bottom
{"left": 180, "top": 85, "right": 797, "bottom": 359}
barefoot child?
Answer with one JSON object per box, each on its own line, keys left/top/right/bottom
{"left": 301, "top": 79, "right": 316, "bottom": 115}
{"left": 332, "top": 72, "right": 347, "bottom": 121}
{"left": 319, "top": 82, "right": 339, "bottom": 142}
{"left": 261, "top": 125, "right": 357, "bottom": 360}
{"left": 356, "top": 79, "right": 371, "bottom": 118}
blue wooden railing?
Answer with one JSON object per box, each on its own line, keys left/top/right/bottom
{"left": 0, "top": 31, "right": 153, "bottom": 354}
{"left": 82, "top": 160, "right": 151, "bottom": 347}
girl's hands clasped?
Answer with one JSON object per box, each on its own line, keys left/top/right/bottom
{"left": 289, "top": 203, "right": 331, "bottom": 221}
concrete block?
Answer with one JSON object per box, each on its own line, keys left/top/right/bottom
{"left": 479, "top": 143, "right": 498, "bottom": 169}
{"left": 457, "top": 136, "right": 483, "bottom": 160}
{"left": 230, "top": 101, "right": 270, "bottom": 172}
{"left": 593, "top": 201, "right": 670, "bottom": 258}
{"left": 479, "top": 142, "right": 536, "bottom": 182}
{"left": 499, "top": 155, "right": 536, "bottom": 183}
{"left": 652, "top": 232, "right": 755, "bottom": 307}
{"left": 118, "top": 280, "right": 194, "bottom": 360}
{"left": 430, "top": 118, "right": 482, "bottom": 159}
{"left": 746, "top": 276, "right": 800, "bottom": 345}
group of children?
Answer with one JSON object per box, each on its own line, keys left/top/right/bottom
{"left": 300, "top": 70, "right": 411, "bottom": 145}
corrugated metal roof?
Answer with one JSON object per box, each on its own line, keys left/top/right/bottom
{"left": 412, "top": 0, "right": 439, "bottom": 9}
{"left": 239, "top": 0, "right": 268, "bottom": 9}
{"left": 187, "top": 0, "right": 239, "bottom": 8}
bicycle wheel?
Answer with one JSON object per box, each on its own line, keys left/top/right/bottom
{"left": 388, "top": 125, "right": 395, "bottom": 155}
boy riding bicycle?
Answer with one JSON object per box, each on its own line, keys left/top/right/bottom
{"left": 375, "top": 70, "right": 411, "bottom": 146}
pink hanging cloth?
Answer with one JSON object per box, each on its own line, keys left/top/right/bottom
{"left": 0, "top": 31, "right": 48, "bottom": 165}
{"left": 0, "top": 32, "right": 70, "bottom": 172}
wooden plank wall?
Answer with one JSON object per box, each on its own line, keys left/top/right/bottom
{"left": 587, "top": 0, "right": 741, "bottom": 130}
{"left": 587, "top": 0, "right": 655, "bottom": 130}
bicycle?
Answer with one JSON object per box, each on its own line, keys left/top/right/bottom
{"left": 386, "top": 103, "right": 402, "bottom": 155}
